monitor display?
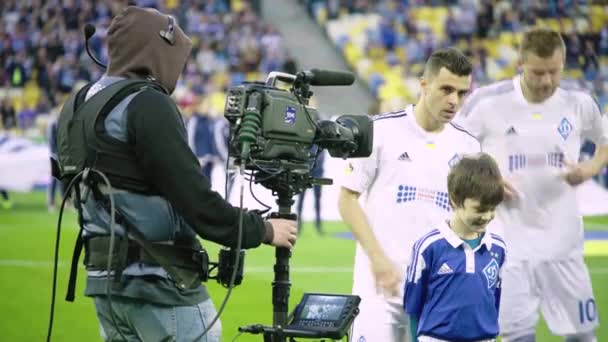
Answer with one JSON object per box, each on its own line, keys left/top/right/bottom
{"left": 299, "top": 295, "right": 347, "bottom": 321}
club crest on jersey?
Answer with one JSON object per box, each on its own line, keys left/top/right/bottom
{"left": 448, "top": 153, "right": 460, "bottom": 168}
{"left": 357, "top": 336, "right": 366, "bottom": 342}
{"left": 483, "top": 258, "right": 499, "bottom": 288}
{"left": 557, "top": 117, "right": 573, "bottom": 140}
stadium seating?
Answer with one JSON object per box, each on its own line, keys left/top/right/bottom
{"left": 308, "top": 0, "right": 608, "bottom": 113}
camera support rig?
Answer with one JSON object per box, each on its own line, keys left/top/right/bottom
{"left": 227, "top": 69, "right": 369, "bottom": 341}
{"left": 239, "top": 164, "right": 331, "bottom": 342}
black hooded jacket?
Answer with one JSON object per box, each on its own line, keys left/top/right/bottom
{"left": 101, "top": 6, "right": 270, "bottom": 249}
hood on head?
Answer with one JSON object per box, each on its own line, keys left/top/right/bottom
{"left": 106, "top": 6, "right": 192, "bottom": 94}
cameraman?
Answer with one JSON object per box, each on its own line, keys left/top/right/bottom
{"left": 62, "top": 7, "right": 297, "bottom": 342}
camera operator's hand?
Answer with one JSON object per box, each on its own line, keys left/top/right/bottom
{"left": 265, "top": 218, "right": 298, "bottom": 248}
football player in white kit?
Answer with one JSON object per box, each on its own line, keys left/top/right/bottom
{"left": 457, "top": 28, "right": 608, "bottom": 342}
{"left": 338, "top": 48, "right": 481, "bottom": 342}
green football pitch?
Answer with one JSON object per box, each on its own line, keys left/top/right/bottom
{"left": 0, "top": 191, "right": 606, "bottom": 341}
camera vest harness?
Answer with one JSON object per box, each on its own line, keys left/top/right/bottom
{"left": 56, "top": 79, "right": 208, "bottom": 301}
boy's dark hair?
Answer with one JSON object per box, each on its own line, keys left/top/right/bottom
{"left": 423, "top": 47, "right": 472, "bottom": 79}
{"left": 448, "top": 153, "right": 504, "bottom": 209}
{"left": 520, "top": 27, "right": 566, "bottom": 60}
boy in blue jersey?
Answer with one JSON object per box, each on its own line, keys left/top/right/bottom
{"left": 404, "top": 153, "right": 507, "bottom": 342}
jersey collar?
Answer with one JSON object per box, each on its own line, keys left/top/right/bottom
{"left": 438, "top": 220, "right": 493, "bottom": 251}
{"left": 513, "top": 74, "right": 560, "bottom": 108}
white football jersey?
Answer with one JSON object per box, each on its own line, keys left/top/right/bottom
{"left": 457, "top": 75, "right": 608, "bottom": 261}
{"left": 339, "top": 105, "right": 480, "bottom": 297}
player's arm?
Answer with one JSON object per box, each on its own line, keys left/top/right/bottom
{"left": 403, "top": 245, "right": 430, "bottom": 341}
{"left": 563, "top": 97, "right": 608, "bottom": 186}
{"left": 338, "top": 187, "right": 401, "bottom": 297}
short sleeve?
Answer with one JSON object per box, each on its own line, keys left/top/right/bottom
{"left": 337, "top": 127, "right": 380, "bottom": 194}
{"left": 579, "top": 92, "right": 608, "bottom": 146}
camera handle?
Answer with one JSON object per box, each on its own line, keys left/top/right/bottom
{"left": 268, "top": 190, "right": 296, "bottom": 342}
{"left": 238, "top": 189, "right": 297, "bottom": 342}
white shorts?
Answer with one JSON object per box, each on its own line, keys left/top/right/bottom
{"left": 349, "top": 294, "right": 411, "bottom": 342}
{"left": 499, "top": 257, "right": 599, "bottom": 339}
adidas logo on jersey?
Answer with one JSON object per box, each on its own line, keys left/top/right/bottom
{"left": 437, "top": 263, "right": 453, "bottom": 275}
{"left": 505, "top": 126, "right": 517, "bottom": 135}
{"left": 398, "top": 152, "right": 411, "bottom": 161}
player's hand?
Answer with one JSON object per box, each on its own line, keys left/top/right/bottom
{"left": 370, "top": 255, "right": 402, "bottom": 298}
{"left": 561, "top": 160, "right": 598, "bottom": 186}
{"left": 267, "top": 218, "right": 298, "bottom": 248}
{"left": 502, "top": 179, "right": 518, "bottom": 201}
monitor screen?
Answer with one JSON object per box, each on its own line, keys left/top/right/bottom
{"left": 299, "top": 295, "right": 347, "bottom": 321}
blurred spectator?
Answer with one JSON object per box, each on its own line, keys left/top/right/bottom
{"left": 296, "top": 150, "right": 325, "bottom": 235}
{"left": 582, "top": 40, "right": 600, "bottom": 80}
{"left": 1, "top": 99, "right": 16, "bottom": 129}
{"left": 476, "top": 1, "right": 493, "bottom": 38}
{"left": 600, "top": 23, "right": 608, "bottom": 56}
{"left": 7, "top": 51, "right": 28, "bottom": 88}
{"left": 46, "top": 110, "right": 64, "bottom": 212}
{"left": 0, "top": 190, "right": 11, "bottom": 210}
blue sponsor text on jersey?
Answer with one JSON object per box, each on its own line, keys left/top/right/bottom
{"left": 508, "top": 152, "right": 564, "bottom": 172}
{"left": 396, "top": 185, "right": 450, "bottom": 211}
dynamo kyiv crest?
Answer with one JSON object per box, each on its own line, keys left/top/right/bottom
{"left": 557, "top": 117, "right": 573, "bottom": 140}
{"left": 483, "top": 258, "right": 499, "bottom": 288}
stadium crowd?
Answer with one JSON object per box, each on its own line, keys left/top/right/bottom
{"left": 304, "top": 0, "right": 607, "bottom": 113}
{"left": 0, "top": 0, "right": 293, "bottom": 134}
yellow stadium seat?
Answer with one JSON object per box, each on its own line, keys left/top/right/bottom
{"left": 210, "top": 92, "right": 226, "bottom": 116}
{"left": 344, "top": 42, "right": 363, "bottom": 67}
{"left": 245, "top": 72, "right": 262, "bottom": 82}
{"left": 590, "top": 6, "right": 607, "bottom": 32}
{"left": 166, "top": 0, "right": 179, "bottom": 10}
{"left": 483, "top": 39, "right": 500, "bottom": 58}
{"left": 316, "top": 7, "right": 327, "bottom": 25}
{"left": 230, "top": 0, "right": 246, "bottom": 13}
{"left": 21, "top": 81, "right": 40, "bottom": 109}
{"left": 561, "top": 18, "right": 574, "bottom": 32}
{"left": 395, "top": 47, "right": 406, "bottom": 63}
{"left": 368, "top": 46, "right": 386, "bottom": 60}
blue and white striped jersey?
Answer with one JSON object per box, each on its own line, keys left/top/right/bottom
{"left": 404, "top": 221, "right": 507, "bottom": 341}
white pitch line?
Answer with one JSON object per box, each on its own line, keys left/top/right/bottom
{"left": 1, "top": 260, "right": 608, "bottom": 275}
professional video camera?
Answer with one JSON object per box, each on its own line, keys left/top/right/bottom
{"left": 224, "top": 69, "right": 373, "bottom": 195}
{"left": 224, "top": 69, "right": 373, "bottom": 341}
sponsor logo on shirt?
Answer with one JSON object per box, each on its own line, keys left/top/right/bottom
{"left": 438, "top": 262, "right": 454, "bottom": 275}
{"left": 396, "top": 185, "right": 450, "bottom": 211}
{"left": 505, "top": 126, "right": 517, "bottom": 135}
{"left": 508, "top": 152, "right": 564, "bottom": 171}
{"left": 558, "top": 117, "right": 573, "bottom": 140}
{"left": 483, "top": 258, "right": 499, "bottom": 288}
{"left": 398, "top": 151, "right": 411, "bottom": 161}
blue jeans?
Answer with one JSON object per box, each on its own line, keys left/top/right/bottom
{"left": 94, "top": 297, "right": 222, "bottom": 341}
